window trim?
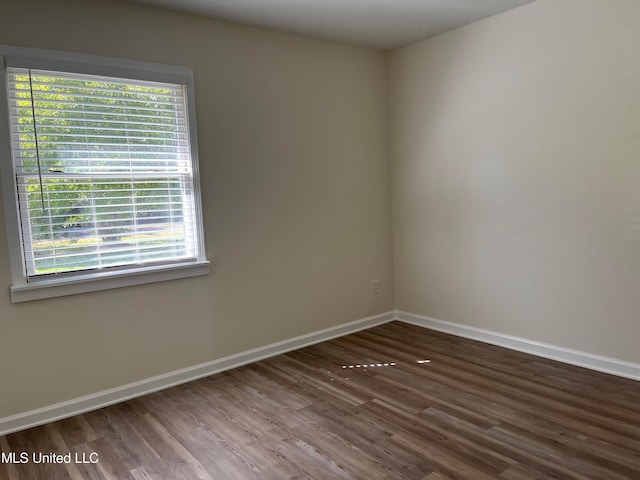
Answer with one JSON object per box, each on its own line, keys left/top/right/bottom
{"left": 0, "top": 45, "right": 209, "bottom": 303}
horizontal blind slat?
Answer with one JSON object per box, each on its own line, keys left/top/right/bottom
{"left": 9, "top": 110, "right": 187, "bottom": 123}
{"left": 9, "top": 78, "right": 184, "bottom": 97}
{"left": 10, "top": 96, "right": 183, "bottom": 114}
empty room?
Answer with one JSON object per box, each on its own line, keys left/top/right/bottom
{"left": 0, "top": 0, "right": 639, "bottom": 478}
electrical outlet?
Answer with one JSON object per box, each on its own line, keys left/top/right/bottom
{"left": 372, "top": 280, "right": 380, "bottom": 295}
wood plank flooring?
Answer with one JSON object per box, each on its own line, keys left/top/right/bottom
{"left": 1, "top": 321, "right": 639, "bottom": 479}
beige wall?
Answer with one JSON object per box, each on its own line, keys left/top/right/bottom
{"left": 0, "top": 0, "right": 394, "bottom": 417}
{"left": 390, "top": 0, "right": 640, "bottom": 363}
{"left": 3, "top": 0, "right": 639, "bottom": 421}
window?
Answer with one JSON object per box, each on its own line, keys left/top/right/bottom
{"left": 0, "top": 46, "right": 208, "bottom": 302}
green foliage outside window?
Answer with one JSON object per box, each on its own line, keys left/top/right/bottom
{"left": 13, "top": 72, "right": 190, "bottom": 274}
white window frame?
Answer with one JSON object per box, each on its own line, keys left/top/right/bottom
{"left": 0, "top": 45, "right": 209, "bottom": 303}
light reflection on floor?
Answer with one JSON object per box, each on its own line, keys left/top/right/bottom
{"left": 341, "top": 362, "right": 396, "bottom": 369}
{"left": 340, "top": 359, "right": 432, "bottom": 369}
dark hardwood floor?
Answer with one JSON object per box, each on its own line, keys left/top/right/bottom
{"left": 1, "top": 321, "right": 639, "bottom": 479}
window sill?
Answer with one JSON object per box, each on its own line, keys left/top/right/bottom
{"left": 10, "top": 261, "right": 210, "bottom": 303}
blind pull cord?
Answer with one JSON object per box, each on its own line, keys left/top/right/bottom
{"left": 27, "top": 69, "right": 46, "bottom": 211}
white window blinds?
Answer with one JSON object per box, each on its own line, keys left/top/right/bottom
{"left": 6, "top": 67, "right": 200, "bottom": 280}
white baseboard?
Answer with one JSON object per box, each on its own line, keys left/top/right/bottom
{"left": 396, "top": 311, "right": 640, "bottom": 382}
{"left": 0, "top": 311, "right": 395, "bottom": 436}
{"left": 5, "top": 309, "right": 635, "bottom": 436}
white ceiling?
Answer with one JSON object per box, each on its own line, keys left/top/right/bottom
{"left": 128, "top": 0, "right": 537, "bottom": 50}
